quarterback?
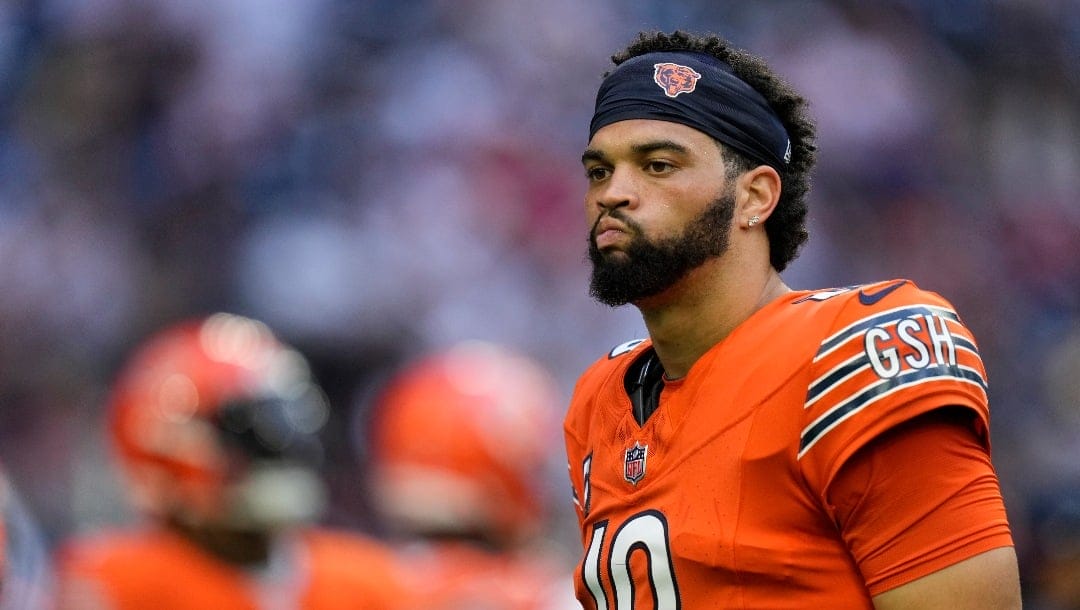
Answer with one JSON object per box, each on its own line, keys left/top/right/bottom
{"left": 564, "top": 31, "right": 1021, "bottom": 609}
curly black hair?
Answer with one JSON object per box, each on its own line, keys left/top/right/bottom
{"left": 607, "top": 31, "right": 817, "bottom": 272}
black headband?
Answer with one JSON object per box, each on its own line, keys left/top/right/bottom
{"left": 589, "top": 51, "right": 791, "bottom": 170}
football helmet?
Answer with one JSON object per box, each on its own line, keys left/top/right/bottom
{"left": 369, "top": 340, "right": 562, "bottom": 547}
{"left": 108, "top": 313, "right": 330, "bottom": 531}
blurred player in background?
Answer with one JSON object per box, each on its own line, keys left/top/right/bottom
{"left": 51, "top": 313, "right": 405, "bottom": 610}
{"left": 368, "top": 340, "right": 579, "bottom": 610}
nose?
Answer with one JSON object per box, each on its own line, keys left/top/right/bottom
{"left": 590, "top": 167, "right": 637, "bottom": 212}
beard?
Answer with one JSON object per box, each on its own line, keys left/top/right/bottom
{"left": 587, "top": 190, "right": 736, "bottom": 307}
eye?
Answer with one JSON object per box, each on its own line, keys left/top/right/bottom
{"left": 645, "top": 160, "right": 675, "bottom": 174}
{"left": 585, "top": 166, "right": 611, "bottom": 182}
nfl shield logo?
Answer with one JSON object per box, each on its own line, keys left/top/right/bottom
{"left": 624, "top": 442, "right": 648, "bottom": 485}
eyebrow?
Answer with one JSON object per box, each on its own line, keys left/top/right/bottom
{"left": 581, "top": 139, "right": 691, "bottom": 165}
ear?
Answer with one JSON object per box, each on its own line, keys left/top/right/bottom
{"left": 736, "top": 165, "right": 781, "bottom": 228}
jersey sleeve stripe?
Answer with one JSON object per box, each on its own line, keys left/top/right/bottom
{"left": 808, "top": 309, "right": 979, "bottom": 410}
{"left": 953, "top": 335, "right": 978, "bottom": 353}
{"left": 814, "top": 306, "right": 960, "bottom": 363}
{"left": 798, "top": 364, "right": 989, "bottom": 459}
{"left": 806, "top": 353, "right": 871, "bottom": 409}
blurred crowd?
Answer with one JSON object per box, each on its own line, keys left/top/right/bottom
{"left": 0, "top": 0, "right": 1076, "bottom": 607}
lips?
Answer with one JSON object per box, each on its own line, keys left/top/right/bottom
{"left": 593, "top": 218, "right": 629, "bottom": 249}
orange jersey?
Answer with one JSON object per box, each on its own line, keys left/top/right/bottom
{"left": 563, "top": 279, "right": 1013, "bottom": 609}
{"left": 391, "top": 541, "right": 578, "bottom": 610}
{"left": 52, "top": 527, "right": 406, "bottom": 610}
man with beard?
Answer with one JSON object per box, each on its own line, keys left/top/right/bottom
{"left": 563, "top": 31, "right": 1021, "bottom": 609}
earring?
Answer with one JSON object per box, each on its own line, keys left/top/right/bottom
{"left": 748, "top": 215, "right": 760, "bottom": 227}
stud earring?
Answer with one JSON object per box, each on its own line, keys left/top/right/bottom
{"left": 748, "top": 215, "right": 760, "bottom": 227}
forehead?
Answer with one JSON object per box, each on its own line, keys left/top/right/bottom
{"left": 585, "top": 119, "right": 720, "bottom": 160}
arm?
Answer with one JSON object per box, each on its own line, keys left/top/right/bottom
{"left": 871, "top": 546, "right": 1019, "bottom": 610}
{"left": 826, "top": 408, "right": 1020, "bottom": 609}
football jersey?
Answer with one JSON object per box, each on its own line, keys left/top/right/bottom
{"left": 391, "top": 541, "right": 579, "bottom": 610}
{"left": 52, "top": 526, "right": 406, "bottom": 610}
{"left": 563, "top": 279, "right": 1011, "bottom": 609}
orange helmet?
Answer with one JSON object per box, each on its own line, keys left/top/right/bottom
{"left": 108, "top": 313, "right": 330, "bottom": 530}
{"left": 369, "top": 341, "right": 562, "bottom": 546}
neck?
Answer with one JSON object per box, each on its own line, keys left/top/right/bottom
{"left": 635, "top": 260, "right": 789, "bottom": 380}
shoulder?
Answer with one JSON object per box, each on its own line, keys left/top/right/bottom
{"left": 787, "top": 279, "right": 975, "bottom": 364}
{"left": 52, "top": 527, "right": 189, "bottom": 607}
{"left": 564, "top": 338, "right": 648, "bottom": 444}
{"left": 572, "top": 338, "right": 648, "bottom": 395}
{"left": 301, "top": 527, "right": 396, "bottom": 563}
{"left": 802, "top": 279, "right": 981, "bottom": 377}
{"left": 709, "top": 281, "right": 963, "bottom": 390}
{"left": 795, "top": 280, "right": 990, "bottom": 487}
{"left": 791, "top": 279, "right": 959, "bottom": 321}
{"left": 54, "top": 528, "right": 177, "bottom": 571}
{"left": 392, "top": 542, "right": 571, "bottom": 608}
{"left": 299, "top": 528, "right": 408, "bottom": 599}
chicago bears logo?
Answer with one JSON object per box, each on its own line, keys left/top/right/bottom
{"left": 653, "top": 62, "right": 701, "bottom": 98}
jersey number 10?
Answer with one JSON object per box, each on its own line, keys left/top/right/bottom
{"left": 581, "top": 509, "right": 681, "bottom": 609}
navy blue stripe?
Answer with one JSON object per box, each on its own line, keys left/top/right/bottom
{"left": 806, "top": 355, "right": 869, "bottom": 405}
{"left": 799, "top": 364, "right": 987, "bottom": 452}
{"left": 817, "top": 307, "right": 959, "bottom": 358}
{"left": 955, "top": 365, "right": 988, "bottom": 389}
{"left": 953, "top": 335, "right": 978, "bottom": 354}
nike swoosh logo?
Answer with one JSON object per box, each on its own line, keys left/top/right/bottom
{"left": 858, "top": 280, "right": 907, "bottom": 306}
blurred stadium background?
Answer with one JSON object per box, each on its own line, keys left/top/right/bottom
{"left": 0, "top": 0, "right": 1077, "bottom": 606}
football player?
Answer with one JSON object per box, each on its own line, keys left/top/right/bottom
{"left": 367, "top": 340, "right": 579, "bottom": 610}
{"left": 566, "top": 30, "right": 1021, "bottom": 609}
{"left": 52, "top": 313, "right": 405, "bottom": 609}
